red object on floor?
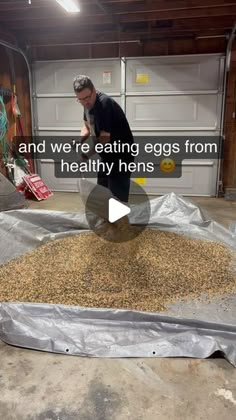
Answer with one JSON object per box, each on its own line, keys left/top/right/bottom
{"left": 22, "top": 174, "right": 53, "bottom": 201}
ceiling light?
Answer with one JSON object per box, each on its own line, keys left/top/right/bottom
{"left": 56, "top": 0, "right": 80, "bottom": 13}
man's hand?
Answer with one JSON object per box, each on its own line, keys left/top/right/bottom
{"left": 98, "top": 130, "right": 110, "bottom": 144}
{"left": 81, "top": 153, "right": 89, "bottom": 161}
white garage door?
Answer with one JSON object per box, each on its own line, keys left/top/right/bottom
{"left": 33, "top": 54, "right": 225, "bottom": 195}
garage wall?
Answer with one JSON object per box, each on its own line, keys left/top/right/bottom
{"left": 2, "top": 35, "right": 235, "bottom": 194}
{"left": 0, "top": 45, "right": 32, "bottom": 176}
{"left": 223, "top": 41, "right": 236, "bottom": 192}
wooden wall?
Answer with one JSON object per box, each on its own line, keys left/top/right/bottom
{"left": 29, "top": 37, "right": 227, "bottom": 61}
{"left": 223, "top": 41, "right": 236, "bottom": 190}
{"left": 0, "top": 44, "right": 32, "bottom": 176}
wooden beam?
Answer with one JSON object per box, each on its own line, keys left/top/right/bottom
{"left": 5, "top": 5, "right": 236, "bottom": 31}
{"left": 0, "top": 0, "right": 50, "bottom": 11}
{"left": 0, "top": 24, "right": 18, "bottom": 45}
{"left": 14, "top": 15, "right": 235, "bottom": 40}
{"left": 119, "top": 5, "right": 236, "bottom": 22}
{"left": 93, "top": 0, "right": 110, "bottom": 14}
{"left": 105, "top": 0, "right": 236, "bottom": 14}
{"left": 16, "top": 20, "right": 233, "bottom": 47}
{"left": 22, "top": 28, "right": 229, "bottom": 47}
{"left": 1, "top": 1, "right": 236, "bottom": 21}
{"left": 99, "top": 0, "right": 143, "bottom": 2}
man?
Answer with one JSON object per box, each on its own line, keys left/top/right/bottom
{"left": 73, "top": 75, "right": 134, "bottom": 203}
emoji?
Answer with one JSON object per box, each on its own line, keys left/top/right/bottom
{"left": 160, "top": 158, "right": 176, "bottom": 173}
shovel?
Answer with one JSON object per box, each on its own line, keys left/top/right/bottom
{"left": 78, "top": 176, "right": 114, "bottom": 221}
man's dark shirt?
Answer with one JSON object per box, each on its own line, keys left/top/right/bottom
{"left": 84, "top": 91, "right": 134, "bottom": 165}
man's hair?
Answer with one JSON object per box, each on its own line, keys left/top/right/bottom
{"left": 73, "top": 75, "right": 94, "bottom": 93}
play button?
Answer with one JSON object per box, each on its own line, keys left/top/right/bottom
{"left": 108, "top": 198, "right": 130, "bottom": 223}
{"left": 79, "top": 178, "right": 150, "bottom": 243}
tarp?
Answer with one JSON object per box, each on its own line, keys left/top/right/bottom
{"left": 0, "top": 172, "right": 26, "bottom": 211}
{"left": 0, "top": 193, "right": 236, "bottom": 365}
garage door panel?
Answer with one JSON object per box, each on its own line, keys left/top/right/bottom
{"left": 126, "top": 56, "right": 223, "bottom": 92}
{"left": 38, "top": 161, "right": 97, "bottom": 192}
{"left": 38, "top": 131, "right": 81, "bottom": 136}
{"left": 37, "top": 97, "right": 121, "bottom": 128}
{"left": 34, "top": 60, "right": 121, "bottom": 94}
{"left": 131, "top": 162, "right": 217, "bottom": 196}
{"left": 127, "top": 95, "right": 218, "bottom": 129}
{"left": 37, "top": 98, "right": 83, "bottom": 128}
{"left": 37, "top": 160, "right": 77, "bottom": 191}
{"left": 132, "top": 131, "right": 219, "bottom": 137}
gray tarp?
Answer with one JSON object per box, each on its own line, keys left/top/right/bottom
{"left": 0, "top": 172, "right": 27, "bottom": 211}
{"left": 0, "top": 193, "right": 236, "bottom": 365}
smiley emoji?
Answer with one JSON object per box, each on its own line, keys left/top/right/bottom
{"left": 160, "top": 158, "right": 176, "bottom": 173}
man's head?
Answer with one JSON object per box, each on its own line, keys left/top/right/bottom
{"left": 73, "top": 75, "right": 96, "bottom": 110}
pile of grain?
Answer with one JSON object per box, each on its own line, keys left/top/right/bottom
{"left": 0, "top": 229, "right": 235, "bottom": 312}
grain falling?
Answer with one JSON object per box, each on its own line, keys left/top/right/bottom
{"left": 0, "top": 229, "right": 235, "bottom": 312}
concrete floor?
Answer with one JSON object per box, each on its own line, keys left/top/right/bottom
{"left": 1, "top": 192, "right": 236, "bottom": 420}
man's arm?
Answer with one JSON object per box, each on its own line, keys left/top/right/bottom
{"left": 72, "top": 121, "right": 91, "bottom": 160}
{"left": 96, "top": 96, "right": 113, "bottom": 144}
{"left": 82, "top": 130, "right": 110, "bottom": 160}
{"left": 98, "top": 130, "right": 111, "bottom": 145}
{"left": 80, "top": 120, "right": 90, "bottom": 144}
{"left": 80, "top": 120, "right": 98, "bottom": 160}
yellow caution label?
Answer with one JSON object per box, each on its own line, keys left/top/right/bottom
{"left": 136, "top": 73, "right": 149, "bottom": 84}
{"left": 134, "top": 177, "right": 146, "bottom": 185}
